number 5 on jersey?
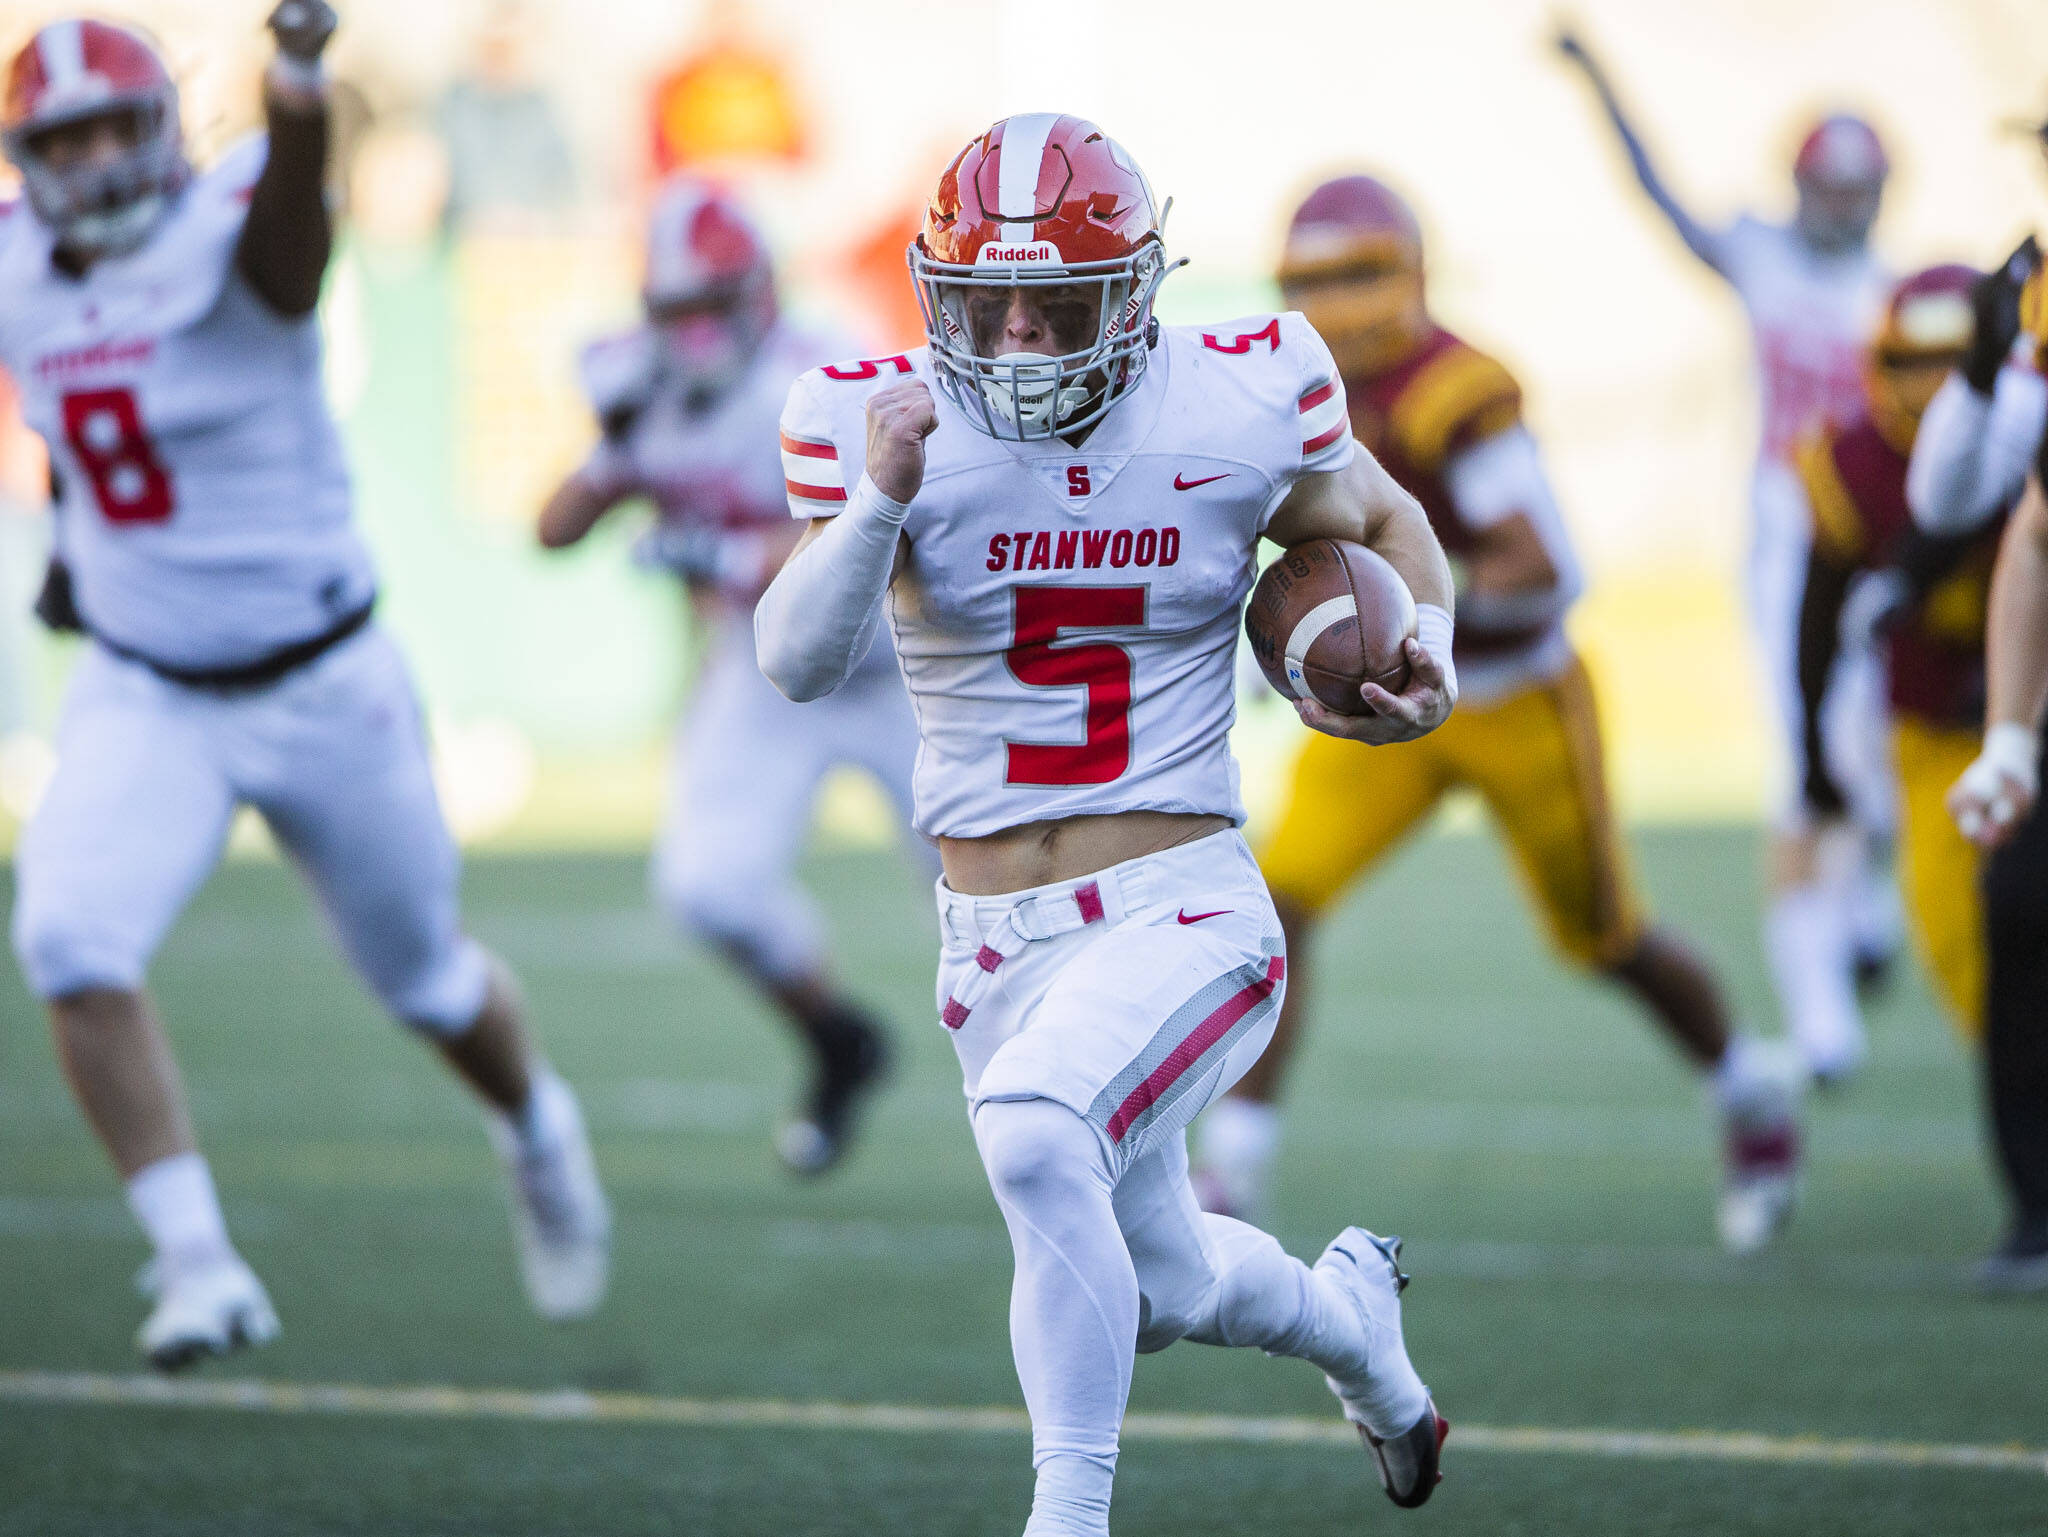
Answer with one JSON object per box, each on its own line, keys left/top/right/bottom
{"left": 62, "top": 387, "right": 174, "bottom": 524}
{"left": 1004, "top": 585, "right": 1146, "bottom": 786}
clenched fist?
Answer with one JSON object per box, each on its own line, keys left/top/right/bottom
{"left": 267, "top": 0, "right": 338, "bottom": 61}
{"left": 864, "top": 380, "right": 939, "bottom": 505}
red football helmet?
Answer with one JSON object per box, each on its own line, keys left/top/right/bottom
{"left": 1278, "top": 175, "right": 1428, "bottom": 377}
{"left": 1867, "top": 262, "right": 1976, "bottom": 444}
{"left": 641, "top": 176, "right": 777, "bottom": 396}
{"left": 1792, "top": 114, "right": 1887, "bottom": 254}
{"left": 911, "top": 113, "right": 1174, "bottom": 440}
{"left": 2, "top": 19, "right": 184, "bottom": 255}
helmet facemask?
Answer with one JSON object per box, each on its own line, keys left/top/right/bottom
{"left": 7, "top": 98, "right": 183, "bottom": 258}
{"left": 646, "top": 275, "right": 773, "bottom": 408}
{"left": 912, "top": 239, "right": 1170, "bottom": 441}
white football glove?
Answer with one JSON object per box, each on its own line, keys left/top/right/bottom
{"left": 578, "top": 331, "right": 663, "bottom": 441}
{"left": 1950, "top": 721, "right": 2040, "bottom": 849}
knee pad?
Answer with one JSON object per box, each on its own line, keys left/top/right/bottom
{"left": 975, "top": 1097, "right": 1114, "bottom": 1214}
{"left": 380, "top": 934, "right": 492, "bottom": 1038}
{"left": 10, "top": 895, "right": 146, "bottom": 1000}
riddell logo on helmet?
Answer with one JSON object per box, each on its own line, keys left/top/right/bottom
{"left": 975, "top": 241, "right": 1062, "bottom": 265}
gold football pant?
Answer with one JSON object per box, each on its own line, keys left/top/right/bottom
{"left": 1892, "top": 717, "right": 1986, "bottom": 1042}
{"left": 1259, "top": 654, "right": 1644, "bottom": 967}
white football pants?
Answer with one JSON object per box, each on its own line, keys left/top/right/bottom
{"left": 940, "top": 834, "right": 1413, "bottom": 1521}
{"left": 11, "top": 629, "right": 489, "bottom": 1033}
{"left": 651, "top": 633, "right": 924, "bottom": 984}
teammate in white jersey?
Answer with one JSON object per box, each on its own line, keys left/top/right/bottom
{"left": 538, "top": 178, "right": 917, "bottom": 1173}
{"left": 1, "top": 7, "right": 608, "bottom": 1369}
{"left": 1558, "top": 27, "right": 1899, "bottom": 1085}
{"left": 756, "top": 114, "right": 1459, "bottom": 1530}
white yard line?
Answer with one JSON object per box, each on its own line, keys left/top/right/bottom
{"left": 1, "top": 1371, "right": 2041, "bottom": 1477}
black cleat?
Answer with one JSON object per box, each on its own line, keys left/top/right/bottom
{"left": 776, "top": 1009, "right": 893, "bottom": 1176}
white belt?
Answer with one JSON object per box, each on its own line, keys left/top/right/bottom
{"left": 936, "top": 861, "right": 1152, "bottom": 1031}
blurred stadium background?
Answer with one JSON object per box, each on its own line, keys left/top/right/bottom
{"left": 6, "top": 4, "right": 2048, "bottom": 1534}
{"left": 2, "top": 0, "right": 2045, "bottom": 851}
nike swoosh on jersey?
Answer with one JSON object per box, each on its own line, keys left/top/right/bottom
{"left": 1176, "top": 908, "right": 1232, "bottom": 924}
{"left": 1173, "top": 472, "right": 1232, "bottom": 490}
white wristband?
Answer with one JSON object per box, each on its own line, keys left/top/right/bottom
{"left": 1983, "top": 720, "right": 2041, "bottom": 793}
{"left": 1414, "top": 601, "right": 1457, "bottom": 700}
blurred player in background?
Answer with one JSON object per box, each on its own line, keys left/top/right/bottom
{"left": 538, "top": 178, "right": 912, "bottom": 1175}
{"left": 1196, "top": 177, "right": 1802, "bottom": 1254}
{"left": 1912, "top": 221, "right": 2048, "bottom": 1289}
{"left": 1796, "top": 265, "right": 1992, "bottom": 1042}
{"left": 0, "top": 6, "right": 609, "bottom": 1369}
{"left": 757, "top": 115, "right": 1457, "bottom": 1528}
{"left": 1559, "top": 26, "right": 1898, "bottom": 1087}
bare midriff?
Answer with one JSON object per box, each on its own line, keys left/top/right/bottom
{"left": 938, "top": 809, "right": 1234, "bottom": 897}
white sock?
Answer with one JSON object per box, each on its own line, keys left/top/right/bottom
{"left": 505, "top": 1066, "right": 560, "bottom": 1153}
{"left": 1764, "top": 883, "right": 1865, "bottom": 1079}
{"left": 126, "top": 1152, "right": 233, "bottom": 1271}
{"left": 1195, "top": 1097, "right": 1279, "bottom": 1213}
{"left": 1024, "top": 1453, "right": 1114, "bottom": 1537}
{"left": 1710, "top": 1032, "right": 1795, "bottom": 1123}
{"left": 1187, "top": 1215, "right": 1428, "bottom": 1438}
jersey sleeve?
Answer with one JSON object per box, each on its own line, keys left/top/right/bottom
{"left": 1389, "top": 340, "right": 1522, "bottom": 477}
{"left": 779, "top": 368, "right": 852, "bottom": 518}
{"left": 1287, "top": 312, "right": 1356, "bottom": 477}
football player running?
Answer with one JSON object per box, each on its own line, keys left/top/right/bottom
{"left": 1196, "top": 177, "right": 1803, "bottom": 1254}
{"left": 1558, "top": 26, "right": 1899, "bottom": 1087}
{"left": 1, "top": 6, "right": 608, "bottom": 1369}
{"left": 756, "top": 116, "right": 1456, "bottom": 1529}
{"left": 538, "top": 179, "right": 917, "bottom": 1174}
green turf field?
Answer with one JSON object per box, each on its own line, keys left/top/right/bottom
{"left": 3, "top": 827, "right": 2044, "bottom": 1535}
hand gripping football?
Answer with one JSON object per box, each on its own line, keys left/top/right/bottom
{"left": 1245, "top": 539, "right": 1415, "bottom": 713}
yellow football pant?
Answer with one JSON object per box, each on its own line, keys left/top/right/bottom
{"left": 1892, "top": 717, "right": 1986, "bottom": 1042}
{"left": 1259, "top": 654, "right": 1644, "bottom": 967}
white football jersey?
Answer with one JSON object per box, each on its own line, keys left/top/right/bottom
{"left": 578, "top": 315, "right": 885, "bottom": 648}
{"left": 780, "top": 313, "right": 1354, "bottom": 840}
{"left": 0, "top": 135, "right": 375, "bottom": 671}
{"left": 1715, "top": 216, "right": 1890, "bottom": 467}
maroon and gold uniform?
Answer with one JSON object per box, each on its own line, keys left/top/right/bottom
{"left": 1799, "top": 410, "right": 2002, "bottom": 1037}
{"left": 1260, "top": 320, "right": 1643, "bottom": 967}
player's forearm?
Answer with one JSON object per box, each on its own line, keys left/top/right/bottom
{"left": 754, "top": 478, "right": 905, "bottom": 702}
{"left": 1983, "top": 478, "right": 2048, "bottom": 734}
{"left": 536, "top": 466, "right": 625, "bottom": 550}
{"left": 1363, "top": 481, "right": 1454, "bottom": 617}
{"left": 1909, "top": 371, "right": 2044, "bottom": 536}
{"left": 236, "top": 70, "right": 332, "bottom": 318}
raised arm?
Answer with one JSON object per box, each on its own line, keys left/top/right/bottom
{"left": 754, "top": 380, "right": 925, "bottom": 702}
{"left": 1909, "top": 243, "right": 2048, "bottom": 536}
{"left": 1263, "top": 445, "right": 1457, "bottom": 744}
{"left": 235, "top": 2, "right": 339, "bottom": 319}
{"left": 1555, "top": 26, "right": 1727, "bottom": 276}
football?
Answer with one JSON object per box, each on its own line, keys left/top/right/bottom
{"left": 1244, "top": 538, "right": 1416, "bottom": 713}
